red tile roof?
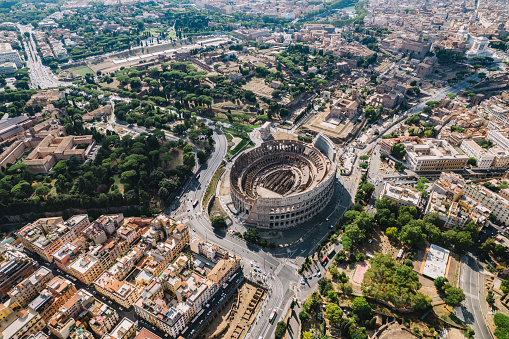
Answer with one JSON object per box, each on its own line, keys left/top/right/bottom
{"left": 134, "top": 328, "right": 162, "bottom": 339}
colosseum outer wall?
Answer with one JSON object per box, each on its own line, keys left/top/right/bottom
{"left": 230, "top": 135, "right": 337, "bottom": 229}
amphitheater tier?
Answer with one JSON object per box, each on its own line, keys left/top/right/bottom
{"left": 230, "top": 137, "right": 336, "bottom": 229}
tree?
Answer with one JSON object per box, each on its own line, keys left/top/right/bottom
{"left": 299, "top": 310, "right": 309, "bottom": 322}
{"left": 197, "top": 150, "right": 207, "bottom": 164}
{"left": 318, "top": 277, "right": 333, "bottom": 296}
{"left": 399, "top": 221, "right": 425, "bottom": 249}
{"left": 359, "top": 162, "right": 368, "bottom": 169}
{"left": 391, "top": 143, "right": 406, "bottom": 160}
{"left": 434, "top": 277, "right": 449, "bottom": 293}
{"left": 412, "top": 292, "right": 432, "bottom": 311}
{"left": 501, "top": 281, "right": 509, "bottom": 294}
{"left": 344, "top": 210, "right": 361, "bottom": 224}
{"left": 329, "top": 265, "right": 340, "bottom": 279}
{"left": 386, "top": 227, "right": 398, "bottom": 239}
{"left": 468, "top": 157, "right": 477, "bottom": 166}
{"left": 35, "top": 185, "right": 50, "bottom": 197}
{"left": 325, "top": 303, "right": 343, "bottom": 326}
{"left": 487, "top": 290, "right": 495, "bottom": 305}
{"left": 341, "top": 236, "right": 353, "bottom": 251}
{"left": 345, "top": 223, "right": 365, "bottom": 245}
{"left": 274, "top": 321, "right": 287, "bottom": 339}
{"left": 443, "top": 285, "right": 466, "bottom": 307}
{"left": 211, "top": 215, "right": 227, "bottom": 229}
{"left": 394, "top": 162, "right": 406, "bottom": 172}
{"left": 352, "top": 297, "right": 372, "bottom": 320}
{"left": 183, "top": 152, "right": 195, "bottom": 168}
{"left": 183, "top": 144, "right": 193, "bottom": 153}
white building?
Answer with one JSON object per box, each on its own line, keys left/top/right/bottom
{"left": 460, "top": 139, "right": 494, "bottom": 170}
{"left": 422, "top": 244, "right": 450, "bottom": 279}
{"left": 488, "top": 130, "right": 509, "bottom": 149}
{"left": 380, "top": 182, "right": 422, "bottom": 208}
{"left": 0, "top": 43, "right": 22, "bottom": 68}
{"left": 466, "top": 36, "right": 490, "bottom": 57}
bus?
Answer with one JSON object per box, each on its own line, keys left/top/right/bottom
{"left": 269, "top": 309, "right": 277, "bottom": 323}
{"left": 229, "top": 273, "right": 238, "bottom": 282}
{"left": 193, "top": 200, "right": 199, "bottom": 207}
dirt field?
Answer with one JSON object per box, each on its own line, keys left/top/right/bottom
{"left": 357, "top": 224, "right": 398, "bottom": 258}
{"left": 273, "top": 130, "right": 298, "bottom": 141}
{"left": 305, "top": 108, "right": 356, "bottom": 140}
{"left": 242, "top": 77, "right": 275, "bottom": 99}
{"left": 201, "top": 282, "right": 266, "bottom": 339}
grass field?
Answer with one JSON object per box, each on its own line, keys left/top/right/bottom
{"left": 70, "top": 66, "right": 95, "bottom": 77}
{"left": 203, "top": 167, "right": 225, "bottom": 208}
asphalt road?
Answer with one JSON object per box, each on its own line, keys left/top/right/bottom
{"left": 460, "top": 253, "right": 491, "bottom": 339}
{"left": 18, "top": 24, "right": 63, "bottom": 89}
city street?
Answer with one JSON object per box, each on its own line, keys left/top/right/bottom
{"left": 460, "top": 253, "right": 491, "bottom": 339}
{"left": 18, "top": 24, "right": 63, "bottom": 89}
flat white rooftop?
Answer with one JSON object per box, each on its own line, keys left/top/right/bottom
{"left": 422, "top": 244, "right": 450, "bottom": 280}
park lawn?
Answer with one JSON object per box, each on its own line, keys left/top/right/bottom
{"left": 70, "top": 66, "right": 96, "bottom": 77}
{"left": 112, "top": 174, "right": 125, "bottom": 194}
{"left": 167, "top": 30, "right": 177, "bottom": 39}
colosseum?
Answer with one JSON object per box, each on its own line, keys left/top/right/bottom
{"left": 230, "top": 135, "right": 337, "bottom": 229}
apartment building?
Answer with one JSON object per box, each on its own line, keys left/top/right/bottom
{"left": 67, "top": 254, "right": 104, "bottom": 285}
{"left": 488, "top": 130, "right": 509, "bottom": 149}
{"left": 134, "top": 329, "right": 161, "bottom": 339}
{"left": 0, "top": 246, "right": 38, "bottom": 296}
{"left": 8, "top": 266, "right": 53, "bottom": 307}
{"left": 0, "top": 308, "right": 46, "bottom": 339}
{"left": 107, "top": 250, "right": 138, "bottom": 280}
{"left": 94, "top": 272, "right": 143, "bottom": 309}
{"left": 101, "top": 318, "right": 136, "bottom": 339}
{"left": 134, "top": 290, "right": 189, "bottom": 338}
{"left": 53, "top": 243, "right": 80, "bottom": 271}
{"left": 464, "top": 183, "right": 509, "bottom": 225}
{"left": 36, "top": 276, "right": 77, "bottom": 322}
{"left": 405, "top": 139, "right": 469, "bottom": 171}
{"left": 95, "top": 214, "right": 124, "bottom": 235}
{"left": 115, "top": 225, "right": 138, "bottom": 245}
{"left": 207, "top": 258, "right": 241, "bottom": 287}
{"left": 89, "top": 239, "right": 128, "bottom": 272}
{"left": 431, "top": 172, "right": 464, "bottom": 201}
{"left": 425, "top": 191, "right": 489, "bottom": 229}
{"left": 488, "top": 146, "right": 509, "bottom": 170}
{"left": 48, "top": 312, "right": 76, "bottom": 339}
{"left": 88, "top": 299, "right": 119, "bottom": 337}
{"left": 175, "top": 273, "right": 217, "bottom": 316}
{"left": 378, "top": 136, "right": 421, "bottom": 155}
{"left": 460, "top": 139, "right": 495, "bottom": 169}
{"left": 48, "top": 289, "right": 94, "bottom": 339}
{"left": 380, "top": 182, "right": 422, "bottom": 209}
{"left": 83, "top": 224, "right": 107, "bottom": 245}
{"left": 143, "top": 224, "right": 190, "bottom": 277}
{"left": 16, "top": 215, "right": 89, "bottom": 262}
